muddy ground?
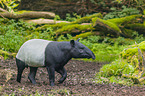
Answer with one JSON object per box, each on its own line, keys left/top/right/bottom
{"left": 0, "top": 58, "right": 145, "bottom": 96}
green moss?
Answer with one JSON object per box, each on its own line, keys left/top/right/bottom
{"left": 35, "top": 22, "right": 70, "bottom": 31}
{"left": 121, "top": 47, "right": 138, "bottom": 59}
{"left": 93, "top": 17, "right": 121, "bottom": 33}
{"left": 126, "top": 23, "right": 145, "bottom": 28}
{"left": 74, "top": 32, "right": 94, "bottom": 39}
{"left": 122, "top": 28, "right": 135, "bottom": 37}
{"left": 125, "top": 23, "right": 145, "bottom": 33}
{"left": 49, "top": 22, "right": 70, "bottom": 29}
{"left": 0, "top": 50, "right": 9, "bottom": 56}
{"left": 15, "top": 10, "right": 33, "bottom": 14}
{"left": 72, "top": 13, "right": 102, "bottom": 24}
{"left": 144, "top": 9, "right": 145, "bottom": 15}
{"left": 55, "top": 24, "right": 94, "bottom": 34}
{"left": 121, "top": 41, "right": 145, "bottom": 54}
{"left": 92, "top": 17, "right": 99, "bottom": 25}
{"left": 108, "top": 15, "right": 142, "bottom": 25}
{"left": 138, "top": 41, "right": 145, "bottom": 51}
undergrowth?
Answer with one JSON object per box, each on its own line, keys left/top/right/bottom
{"left": 95, "top": 59, "right": 135, "bottom": 85}
{"left": 103, "top": 6, "right": 140, "bottom": 20}
{"left": 0, "top": 19, "right": 54, "bottom": 53}
{"left": 1, "top": 17, "right": 145, "bottom": 62}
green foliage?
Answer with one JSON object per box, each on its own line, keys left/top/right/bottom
{"left": 0, "top": 19, "right": 27, "bottom": 52}
{"left": 65, "top": 13, "right": 81, "bottom": 22}
{"left": 54, "top": 15, "right": 61, "bottom": 23}
{"left": 0, "top": 0, "right": 19, "bottom": 12}
{"left": 98, "top": 59, "right": 135, "bottom": 77}
{"left": 95, "top": 59, "right": 137, "bottom": 85}
{"left": 57, "top": 34, "right": 73, "bottom": 41}
{"left": 0, "top": 19, "right": 55, "bottom": 53}
{"left": 80, "top": 36, "right": 130, "bottom": 62}
{"left": 103, "top": 6, "right": 140, "bottom": 20}
{"left": 96, "top": 41, "right": 145, "bottom": 85}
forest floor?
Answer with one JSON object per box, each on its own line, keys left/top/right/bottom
{"left": 0, "top": 58, "right": 145, "bottom": 96}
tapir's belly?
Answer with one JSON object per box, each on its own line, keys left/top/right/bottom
{"left": 16, "top": 39, "right": 52, "bottom": 67}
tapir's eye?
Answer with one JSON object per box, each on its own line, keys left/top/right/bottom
{"left": 79, "top": 49, "right": 84, "bottom": 53}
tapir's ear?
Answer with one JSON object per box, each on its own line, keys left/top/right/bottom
{"left": 70, "top": 40, "right": 75, "bottom": 47}
{"left": 77, "top": 38, "right": 80, "bottom": 42}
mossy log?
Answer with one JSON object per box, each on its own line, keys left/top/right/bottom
{"left": 93, "top": 18, "right": 121, "bottom": 37}
{"left": 0, "top": 10, "right": 55, "bottom": 19}
{"left": 92, "top": 15, "right": 142, "bottom": 37}
{"left": 107, "top": 15, "right": 142, "bottom": 25}
{"left": 55, "top": 24, "right": 94, "bottom": 35}
{"left": 125, "top": 23, "right": 145, "bottom": 34}
{"left": 72, "top": 13, "right": 103, "bottom": 24}
{"left": 74, "top": 32, "right": 96, "bottom": 39}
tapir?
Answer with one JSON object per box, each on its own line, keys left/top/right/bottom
{"left": 16, "top": 39, "right": 95, "bottom": 86}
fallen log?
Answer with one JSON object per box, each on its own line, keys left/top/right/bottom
{"left": 0, "top": 10, "right": 55, "bottom": 19}
{"left": 25, "top": 19, "right": 70, "bottom": 24}
{"left": 93, "top": 18, "right": 120, "bottom": 37}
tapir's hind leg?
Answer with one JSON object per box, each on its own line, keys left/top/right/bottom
{"left": 28, "top": 67, "right": 38, "bottom": 84}
{"left": 56, "top": 67, "right": 67, "bottom": 83}
{"left": 16, "top": 58, "right": 25, "bottom": 83}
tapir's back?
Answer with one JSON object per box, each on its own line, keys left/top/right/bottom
{"left": 16, "top": 39, "right": 52, "bottom": 67}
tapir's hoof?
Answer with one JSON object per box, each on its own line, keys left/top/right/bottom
{"left": 50, "top": 82, "right": 55, "bottom": 86}
{"left": 58, "top": 80, "right": 63, "bottom": 84}
{"left": 28, "top": 76, "right": 37, "bottom": 84}
{"left": 17, "top": 79, "right": 21, "bottom": 83}
{"left": 58, "top": 78, "right": 65, "bottom": 84}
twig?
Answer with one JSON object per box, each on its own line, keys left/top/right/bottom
{"left": 0, "top": 7, "right": 8, "bottom": 12}
{"left": 0, "top": 14, "right": 6, "bottom": 19}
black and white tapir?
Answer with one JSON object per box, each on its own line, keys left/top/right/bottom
{"left": 16, "top": 39, "right": 95, "bottom": 86}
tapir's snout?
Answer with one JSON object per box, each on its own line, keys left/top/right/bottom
{"left": 86, "top": 50, "right": 96, "bottom": 60}
{"left": 92, "top": 55, "right": 96, "bottom": 60}
{"left": 91, "top": 52, "right": 96, "bottom": 60}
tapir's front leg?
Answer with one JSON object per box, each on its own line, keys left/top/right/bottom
{"left": 56, "top": 67, "right": 67, "bottom": 83}
{"left": 46, "top": 66, "right": 55, "bottom": 86}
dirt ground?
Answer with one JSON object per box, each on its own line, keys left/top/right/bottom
{"left": 0, "top": 58, "right": 145, "bottom": 96}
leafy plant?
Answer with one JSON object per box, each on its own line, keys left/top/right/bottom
{"left": 95, "top": 59, "right": 136, "bottom": 85}
{"left": 0, "top": 0, "right": 20, "bottom": 12}
{"left": 65, "top": 13, "right": 81, "bottom": 22}
{"left": 0, "top": 19, "right": 55, "bottom": 53}
{"left": 103, "top": 6, "right": 140, "bottom": 20}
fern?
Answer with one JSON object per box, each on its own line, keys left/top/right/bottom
{"left": 103, "top": 6, "right": 140, "bottom": 20}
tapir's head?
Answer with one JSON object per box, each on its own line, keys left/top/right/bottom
{"left": 69, "top": 39, "right": 96, "bottom": 60}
